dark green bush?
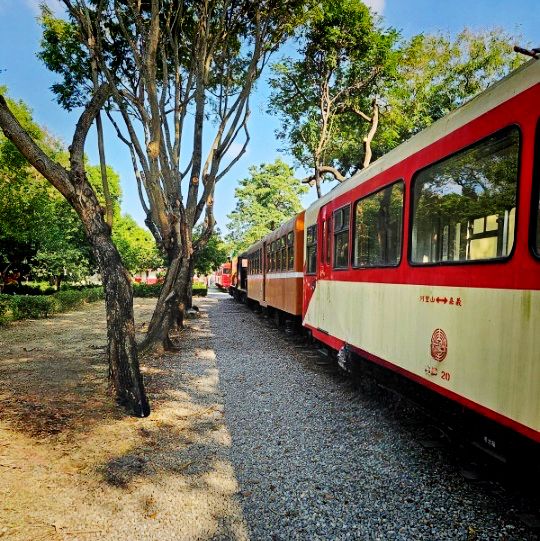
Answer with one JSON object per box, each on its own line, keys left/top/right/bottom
{"left": 193, "top": 287, "right": 208, "bottom": 297}
{"left": 55, "top": 290, "right": 86, "bottom": 311}
{"left": 10, "top": 295, "right": 56, "bottom": 319}
{"left": 133, "top": 282, "right": 208, "bottom": 298}
{"left": 2, "top": 283, "right": 56, "bottom": 295}
{"left": 0, "top": 295, "right": 12, "bottom": 325}
{"left": 0, "top": 287, "right": 104, "bottom": 325}
{"left": 133, "top": 283, "right": 162, "bottom": 298}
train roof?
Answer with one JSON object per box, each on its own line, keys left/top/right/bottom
{"left": 305, "top": 58, "right": 540, "bottom": 219}
{"left": 243, "top": 211, "right": 305, "bottom": 255}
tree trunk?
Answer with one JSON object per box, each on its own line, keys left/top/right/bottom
{"left": 139, "top": 252, "right": 184, "bottom": 353}
{"left": 92, "top": 231, "right": 150, "bottom": 417}
{"left": 185, "top": 258, "right": 195, "bottom": 310}
{"left": 176, "top": 257, "right": 192, "bottom": 322}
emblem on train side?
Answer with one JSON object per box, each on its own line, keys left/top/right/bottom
{"left": 430, "top": 328, "right": 448, "bottom": 362}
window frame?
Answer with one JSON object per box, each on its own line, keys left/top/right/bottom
{"left": 332, "top": 203, "right": 351, "bottom": 270}
{"left": 287, "top": 232, "right": 294, "bottom": 270}
{"left": 408, "top": 125, "right": 522, "bottom": 268}
{"left": 280, "top": 236, "right": 287, "bottom": 271}
{"left": 305, "top": 224, "right": 317, "bottom": 275}
{"left": 351, "top": 179, "right": 405, "bottom": 270}
{"left": 530, "top": 118, "right": 540, "bottom": 260}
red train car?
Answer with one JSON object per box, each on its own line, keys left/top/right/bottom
{"left": 232, "top": 59, "right": 540, "bottom": 450}
{"left": 302, "top": 59, "right": 540, "bottom": 446}
{"left": 215, "top": 261, "right": 232, "bottom": 290}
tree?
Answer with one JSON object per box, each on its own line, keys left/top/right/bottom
{"left": 375, "top": 29, "right": 526, "bottom": 156}
{"left": 226, "top": 159, "right": 307, "bottom": 253}
{"left": 40, "top": 0, "right": 308, "bottom": 352}
{"left": 268, "top": 0, "right": 399, "bottom": 197}
{"left": 193, "top": 228, "right": 229, "bottom": 277}
{"left": 113, "top": 214, "right": 164, "bottom": 275}
{"left": 0, "top": 88, "right": 150, "bottom": 416}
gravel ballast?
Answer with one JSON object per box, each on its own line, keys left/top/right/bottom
{"left": 208, "top": 293, "right": 538, "bottom": 541}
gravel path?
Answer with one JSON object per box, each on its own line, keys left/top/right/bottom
{"left": 208, "top": 292, "right": 538, "bottom": 541}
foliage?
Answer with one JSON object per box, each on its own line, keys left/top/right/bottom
{"left": 0, "top": 90, "right": 93, "bottom": 286}
{"left": 192, "top": 228, "right": 229, "bottom": 276}
{"left": 226, "top": 159, "right": 307, "bottom": 253}
{"left": 0, "top": 88, "right": 161, "bottom": 286}
{"left": 0, "top": 286, "right": 104, "bottom": 324}
{"left": 268, "top": 0, "right": 399, "bottom": 196}
{"left": 112, "top": 214, "right": 164, "bottom": 274}
{"left": 376, "top": 29, "right": 527, "bottom": 156}
{"left": 132, "top": 282, "right": 162, "bottom": 298}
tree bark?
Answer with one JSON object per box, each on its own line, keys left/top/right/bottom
{"left": 93, "top": 231, "right": 149, "bottom": 417}
{"left": 362, "top": 100, "right": 379, "bottom": 169}
{"left": 139, "top": 252, "right": 185, "bottom": 353}
{"left": 185, "top": 258, "right": 195, "bottom": 310}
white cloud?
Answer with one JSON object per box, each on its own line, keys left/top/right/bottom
{"left": 363, "top": 0, "right": 385, "bottom": 14}
{"left": 24, "top": 0, "right": 65, "bottom": 16}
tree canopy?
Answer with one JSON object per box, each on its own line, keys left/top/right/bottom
{"left": 226, "top": 159, "right": 307, "bottom": 253}
{"left": 268, "top": 0, "right": 399, "bottom": 197}
{"left": 269, "top": 8, "right": 526, "bottom": 198}
{"left": 192, "top": 227, "right": 229, "bottom": 276}
{"left": 375, "top": 29, "right": 526, "bottom": 156}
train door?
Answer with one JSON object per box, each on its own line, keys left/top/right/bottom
{"left": 303, "top": 211, "right": 323, "bottom": 315}
{"left": 319, "top": 205, "right": 331, "bottom": 280}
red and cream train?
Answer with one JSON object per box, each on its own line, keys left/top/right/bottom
{"left": 228, "top": 59, "right": 540, "bottom": 451}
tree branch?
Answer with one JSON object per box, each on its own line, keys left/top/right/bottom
{"left": 0, "top": 94, "right": 73, "bottom": 198}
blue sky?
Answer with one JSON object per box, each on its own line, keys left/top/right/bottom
{"left": 0, "top": 0, "right": 538, "bottom": 234}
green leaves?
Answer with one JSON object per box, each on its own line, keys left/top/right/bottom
{"left": 193, "top": 227, "right": 229, "bottom": 276}
{"left": 226, "top": 159, "right": 307, "bottom": 253}
{"left": 268, "top": 0, "right": 399, "bottom": 187}
{"left": 377, "top": 29, "right": 526, "bottom": 156}
{"left": 112, "top": 214, "right": 164, "bottom": 274}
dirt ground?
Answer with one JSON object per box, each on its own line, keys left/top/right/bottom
{"left": 0, "top": 297, "right": 248, "bottom": 541}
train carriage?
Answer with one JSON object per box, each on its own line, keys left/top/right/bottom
{"left": 237, "top": 213, "right": 305, "bottom": 314}
{"left": 262, "top": 212, "right": 305, "bottom": 315}
{"left": 302, "top": 59, "right": 540, "bottom": 445}
{"left": 215, "top": 261, "right": 232, "bottom": 290}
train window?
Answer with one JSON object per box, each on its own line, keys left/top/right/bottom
{"left": 280, "top": 236, "right": 286, "bottom": 271}
{"left": 287, "top": 232, "right": 294, "bottom": 270}
{"left": 533, "top": 120, "right": 540, "bottom": 259}
{"left": 333, "top": 205, "right": 350, "bottom": 269}
{"left": 411, "top": 127, "right": 520, "bottom": 264}
{"left": 353, "top": 181, "right": 404, "bottom": 268}
{"left": 306, "top": 225, "right": 317, "bottom": 274}
{"left": 327, "top": 219, "right": 331, "bottom": 263}
{"left": 271, "top": 241, "right": 276, "bottom": 272}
